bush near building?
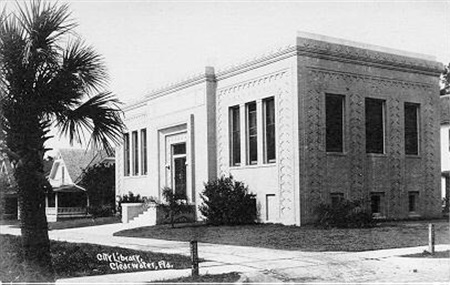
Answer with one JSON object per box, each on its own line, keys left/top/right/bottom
{"left": 200, "top": 176, "right": 257, "bottom": 225}
{"left": 315, "top": 198, "right": 374, "bottom": 228}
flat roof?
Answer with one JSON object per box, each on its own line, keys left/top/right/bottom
{"left": 296, "top": 31, "right": 436, "bottom": 61}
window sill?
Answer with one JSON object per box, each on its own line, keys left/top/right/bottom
{"left": 405, "top": 155, "right": 422, "bottom": 159}
{"left": 326, "top": 152, "right": 347, "bottom": 157}
{"left": 124, "top": 175, "right": 148, "bottom": 179}
{"left": 366, "top": 153, "right": 387, "bottom": 158}
{"left": 230, "top": 163, "right": 277, "bottom": 170}
{"left": 372, "top": 214, "right": 386, "bottom": 219}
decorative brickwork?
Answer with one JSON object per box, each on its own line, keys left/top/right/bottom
{"left": 388, "top": 97, "right": 404, "bottom": 217}
{"left": 423, "top": 95, "right": 440, "bottom": 215}
{"left": 304, "top": 67, "right": 437, "bottom": 221}
{"left": 305, "top": 70, "right": 327, "bottom": 215}
{"left": 348, "top": 86, "right": 366, "bottom": 199}
{"left": 216, "top": 69, "right": 295, "bottom": 223}
{"left": 276, "top": 72, "right": 295, "bottom": 222}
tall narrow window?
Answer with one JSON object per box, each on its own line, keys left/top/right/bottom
{"left": 123, "top": 133, "right": 130, "bottom": 176}
{"left": 408, "top": 191, "right": 419, "bottom": 213}
{"left": 264, "top": 97, "right": 276, "bottom": 163}
{"left": 370, "top": 192, "right": 385, "bottom": 217}
{"left": 365, "top": 98, "right": 385, "bottom": 154}
{"left": 141, "top": 128, "right": 148, "bottom": 175}
{"left": 132, "top": 131, "right": 139, "bottom": 175}
{"left": 246, "top": 102, "right": 257, "bottom": 165}
{"left": 330, "top": 192, "right": 344, "bottom": 207}
{"left": 326, "top": 94, "right": 345, "bottom": 152}
{"left": 229, "top": 106, "right": 241, "bottom": 166}
{"left": 404, "top": 103, "right": 419, "bottom": 155}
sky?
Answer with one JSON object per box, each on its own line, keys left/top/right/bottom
{"left": 2, "top": 0, "right": 450, "bottom": 151}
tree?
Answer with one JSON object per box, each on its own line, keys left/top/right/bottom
{"left": 79, "top": 162, "right": 116, "bottom": 218}
{"left": 0, "top": 1, "right": 124, "bottom": 281}
{"left": 160, "top": 187, "right": 191, "bottom": 228}
{"left": 441, "top": 63, "right": 450, "bottom": 95}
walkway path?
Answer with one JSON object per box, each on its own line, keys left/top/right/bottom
{"left": 1, "top": 223, "right": 449, "bottom": 283}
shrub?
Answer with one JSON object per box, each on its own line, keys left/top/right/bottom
{"left": 158, "top": 187, "right": 193, "bottom": 228}
{"left": 315, "top": 198, "right": 374, "bottom": 228}
{"left": 87, "top": 205, "right": 115, "bottom": 218}
{"left": 117, "top": 192, "right": 145, "bottom": 215}
{"left": 200, "top": 176, "right": 257, "bottom": 225}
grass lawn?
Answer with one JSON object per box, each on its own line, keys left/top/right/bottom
{"left": 0, "top": 234, "right": 193, "bottom": 282}
{"left": 151, "top": 272, "right": 241, "bottom": 283}
{"left": 48, "top": 216, "right": 120, "bottom": 230}
{"left": 1, "top": 216, "right": 120, "bottom": 230}
{"left": 115, "top": 219, "right": 450, "bottom": 252}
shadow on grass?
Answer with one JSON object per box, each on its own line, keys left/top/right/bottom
{"left": 401, "top": 250, "right": 450, "bottom": 258}
{"left": 0, "top": 234, "right": 195, "bottom": 282}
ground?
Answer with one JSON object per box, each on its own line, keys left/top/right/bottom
{"left": 115, "top": 219, "right": 450, "bottom": 252}
{"left": 1, "top": 219, "right": 449, "bottom": 283}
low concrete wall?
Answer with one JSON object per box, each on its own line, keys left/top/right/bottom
{"left": 121, "top": 203, "right": 144, "bottom": 223}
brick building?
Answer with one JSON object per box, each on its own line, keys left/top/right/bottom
{"left": 116, "top": 32, "right": 443, "bottom": 226}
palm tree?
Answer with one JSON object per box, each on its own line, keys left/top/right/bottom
{"left": 0, "top": 1, "right": 124, "bottom": 280}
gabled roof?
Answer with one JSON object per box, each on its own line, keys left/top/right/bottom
{"left": 0, "top": 154, "right": 14, "bottom": 177}
{"left": 53, "top": 148, "right": 114, "bottom": 185}
{"left": 57, "top": 149, "right": 97, "bottom": 183}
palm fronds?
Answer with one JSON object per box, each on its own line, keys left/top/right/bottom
{"left": 56, "top": 92, "right": 124, "bottom": 155}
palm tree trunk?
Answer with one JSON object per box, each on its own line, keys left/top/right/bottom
{"left": 16, "top": 158, "right": 54, "bottom": 281}
{"left": 10, "top": 116, "right": 54, "bottom": 281}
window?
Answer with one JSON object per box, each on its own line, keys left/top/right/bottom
{"left": 132, "top": 131, "right": 139, "bottom": 175}
{"left": 365, "top": 98, "right": 385, "bottom": 154}
{"left": 264, "top": 97, "right": 276, "bottom": 163}
{"left": 246, "top": 102, "right": 257, "bottom": 165}
{"left": 370, "top": 192, "right": 385, "bottom": 216}
{"left": 408, "top": 191, "right": 419, "bottom": 213}
{"left": 123, "top": 134, "right": 130, "bottom": 176}
{"left": 330, "top": 193, "right": 344, "bottom": 207}
{"left": 326, "top": 94, "right": 345, "bottom": 153}
{"left": 140, "top": 129, "right": 147, "bottom": 175}
{"left": 266, "top": 194, "right": 276, "bottom": 221}
{"left": 404, "top": 103, "right": 419, "bottom": 155}
{"left": 229, "top": 106, "right": 241, "bottom": 166}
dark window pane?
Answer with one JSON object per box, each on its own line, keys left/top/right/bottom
{"left": 141, "top": 129, "right": 147, "bottom": 175}
{"left": 366, "top": 99, "right": 385, "bottom": 154}
{"left": 229, "top": 106, "right": 241, "bottom": 166}
{"left": 371, "top": 194, "right": 381, "bottom": 214}
{"left": 326, "top": 94, "right": 344, "bottom": 152}
{"left": 405, "top": 103, "right": 419, "bottom": 155}
{"left": 173, "top": 143, "right": 186, "bottom": 155}
{"left": 409, "top": 192, "right": 419, "bottom": 212}
{"left": 265, "top": 98, "right": 276, "bottom": 162}
{"left": 132, "top": 131, "right": 139, "bottom": 175}
{"left": 174, "top": 157, "right": 187, "bottom": 198}
{"left": 247, "top": 102, "right": 257, "bottom": 164}
{"left": 330, "top": 193, "right": 344, "bottom": 207}
{"left": 124, "top": 133, "right": 130, "bottom": 176}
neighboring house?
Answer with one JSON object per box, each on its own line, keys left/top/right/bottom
{"left": 0, "top": 154, "right": 53, "bottom": 220}
{"left": 46, "top": 148, "right": 112, "bottom": 221}
{"left": 0, "top": 154, "right": 18, "bottom": 219}
{"left": 116, "top": 32, "right": 443, "bottom": 226}
{"left": 441, "top": 95, "right": 450, "bottom": 207}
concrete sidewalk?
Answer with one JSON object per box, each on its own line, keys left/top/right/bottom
{"left": 1, "top": 223, "right": 449, "bottom": 283}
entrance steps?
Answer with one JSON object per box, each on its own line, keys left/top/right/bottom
{"left": 126, "top": 205, "right": 157, "bottom": 228}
